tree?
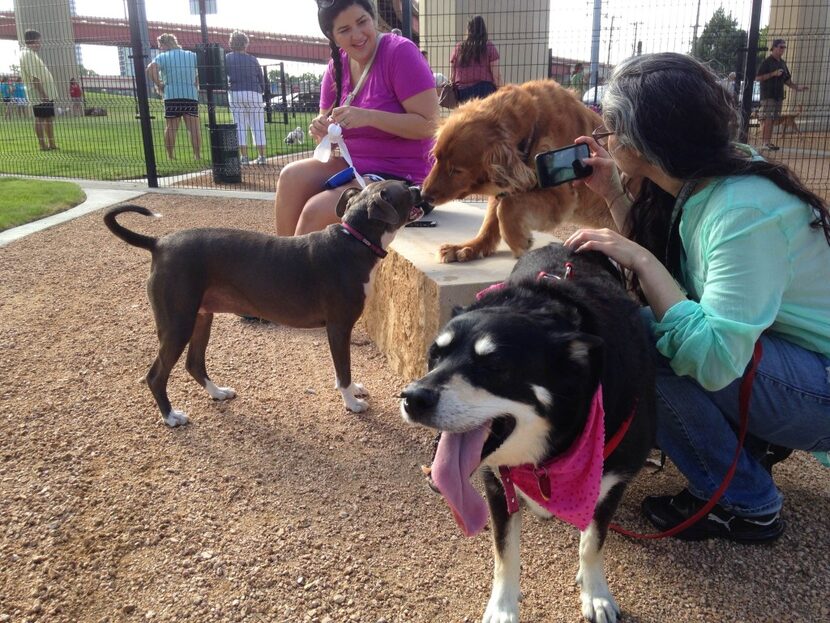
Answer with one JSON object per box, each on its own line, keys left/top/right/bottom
{"left": 79, "top": 65, "right": 98, "bottom": 77}
{"left": 692, "top": 7, "right": 746, "bottom": 75}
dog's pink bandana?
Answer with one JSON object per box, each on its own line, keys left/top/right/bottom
{"left": 498, "top": 386, "right": 606, "bottom": 531}
{"left": 431, "top": 385, "right": 607, "bottom": 537}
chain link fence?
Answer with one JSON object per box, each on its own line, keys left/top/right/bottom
{"left": 1, "top": 0, "right": 828, "bottom": 197}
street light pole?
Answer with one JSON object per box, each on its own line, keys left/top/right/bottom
{"left": 198, "top": 0, "right": 217, "bottom": 129}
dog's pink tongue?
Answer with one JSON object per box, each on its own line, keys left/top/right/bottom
{"left": 431, "top": 426, "right": 490, "bottom": 537}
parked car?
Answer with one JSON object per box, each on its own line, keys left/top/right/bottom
{"left": 581, "top": 85, "right": 607, "bottom": 106}
{"left": 736, "top": 80, "right": 761, "bottom": 109}
{"left": 289, "top": 91, "right": 321, "bottom": 113}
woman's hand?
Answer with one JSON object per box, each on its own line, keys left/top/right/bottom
{"left": 330, "top": 105, "right": 371, "bottom": 130}
{"left": 564, "top": 227, "right": 653, "bottom": 273}
{"left": 309, "top": 114, "right": 332, "bottom": 143}
{"left": 572, "top": 136, "right": 625, "bottom": 203}
{"left": 565, "top": 228, "right": 686, "bottom": 318}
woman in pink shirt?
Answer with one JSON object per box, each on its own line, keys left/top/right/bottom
{"left": 450, "top": 15, "right": 501, "bottom": 103}
{"left": 274, "top": 0, "right": 439, "bottom": 236}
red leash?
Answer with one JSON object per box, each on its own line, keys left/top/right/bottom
{"left": 610, "top": 341, "right": 763, "bottom": 539}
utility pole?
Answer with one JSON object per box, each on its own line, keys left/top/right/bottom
{"left": 606, "top": 15, "right": 615, "bottom": 68}
{"left": 631, "top": 21, "right": 642, "bottom": 56}
{"left": 692, "top": 0, "right": 702, "bottom": 53}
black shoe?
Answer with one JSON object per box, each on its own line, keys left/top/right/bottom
{"left": 758, "top": 444, "right": 794, "bottom": 474}
{"left": 641, "top": 489, "right": 784, "bottom": 544}
{"left": 764, "top": 142, "right": 780, "bottom": 151}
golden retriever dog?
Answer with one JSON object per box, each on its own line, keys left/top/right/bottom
{"left": 421, "top": 79, "right": 614, "bottom": 263}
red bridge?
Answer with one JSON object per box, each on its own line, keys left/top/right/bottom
{"left": 0, "top": 11, "right": 330, "bottom": 64}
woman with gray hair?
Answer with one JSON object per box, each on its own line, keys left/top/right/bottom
{"left": 566, "top": 52, "right": 830, "bottom": 544}
{"left": 225, "top": 31, "right": 267, "bottom": 165}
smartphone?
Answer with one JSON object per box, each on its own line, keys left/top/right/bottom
{"left": 324, "top": 167, "right": 356, "bottom": 189}
{"left": 405, "top": 220, "right": 437, "bottom": 228}
{"left": 535, "top": 143, "right": 592, "bottom": 188}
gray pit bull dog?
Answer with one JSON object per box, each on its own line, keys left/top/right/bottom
{"left": 105, "top": 180, "right": 424, "bottom": 426}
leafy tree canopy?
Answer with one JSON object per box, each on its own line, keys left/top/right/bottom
{"left": 692, "top": 7, "right": 746, "bottom": 75}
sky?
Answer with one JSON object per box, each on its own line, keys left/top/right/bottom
{"left": 1, "top": 0, "right": 770, "bottom": 77}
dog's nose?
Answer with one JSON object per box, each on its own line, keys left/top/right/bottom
{"left": 409, "top": 186, "right": 422, "bottom": 205}
{"left": 400, "top": 383, "right": 439, "bottom": 419}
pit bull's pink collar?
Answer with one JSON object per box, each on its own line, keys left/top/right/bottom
{"left": 341, "top": 222, "right": 387, "bottom": 258}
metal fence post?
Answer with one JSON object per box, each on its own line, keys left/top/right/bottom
{"left": 126, "top": 0, "right": 158, "bottom": 188}
{"left": 739, "top": 0, "right": 764, "bottom": 143}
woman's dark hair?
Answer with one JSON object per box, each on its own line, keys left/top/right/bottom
{"left": 318, "top": 0, "right": 376, "bottom": 108}
{"left": 458, "top": 16, "right": 488, "bottom": 66}
{"left": 602, "top": 52, "right": 830, "bottom": 280}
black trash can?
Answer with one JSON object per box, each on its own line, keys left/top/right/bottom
{"left": 210, "top": 123, "right": 241, "bottom": 184}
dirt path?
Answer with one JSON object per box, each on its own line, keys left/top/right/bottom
{"left": 1, "top": 194, "right": 827, "bottom": 623}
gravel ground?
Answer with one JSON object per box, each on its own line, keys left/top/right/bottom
{"left": 1, "top": 193, "right": 828, "bottom": 623}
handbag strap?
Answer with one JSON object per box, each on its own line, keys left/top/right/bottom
{"left": 342, "top": 33, "right": 383, "bottom": 107}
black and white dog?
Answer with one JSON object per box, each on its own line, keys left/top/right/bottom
{"left": 401, "top": 243, "right": 655, "bottom": 623}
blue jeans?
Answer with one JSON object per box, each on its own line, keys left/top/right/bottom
{"left": 642, "top": 308, "right": 830, "bottom": 517}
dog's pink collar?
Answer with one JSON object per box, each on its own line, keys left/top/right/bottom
{"left": 497, "top": 385, "right": 635, "bottom": 531}
{"left": 341, "top": 222, "right": 387, "bottom": 258}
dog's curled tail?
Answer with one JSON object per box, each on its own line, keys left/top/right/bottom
{"left": 104, "top": 204, "right": 161, "bottom": 251}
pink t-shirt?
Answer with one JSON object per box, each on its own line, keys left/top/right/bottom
{"left": 319, "top": 34, "right": 435, "bottom": 183}
{"left": 450, "top": 40, "right": 499, "bottom": 87}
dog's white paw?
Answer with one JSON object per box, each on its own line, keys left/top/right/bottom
{"left": 163, "top": 409, "right": 189, "bottom": 427}
{"left": 345, "top": 397, "right": 369, "bottom": 413}
{"left": 339, "top": 383, "right": 369, "bottom": 412}
{"left": 579, "top": 585, "right": 619, "bottom": 623}
{"left": 206, "top": 380, "right": 236, "bottom": 401}
{"left": 481, "top": 597, "right": 519, "bottom": 623}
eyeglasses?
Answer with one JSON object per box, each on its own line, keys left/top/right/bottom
{"left": 592, "top": 125, "right": 615, "bottom": 148}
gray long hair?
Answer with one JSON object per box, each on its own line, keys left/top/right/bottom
{"left": 601, "top": 52, "right": 739, "bottom": 179}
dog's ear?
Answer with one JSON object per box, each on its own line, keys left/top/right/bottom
{"left": 367, "top": 188, "right": 400, "bottom": 224}
{"left": 335, "top": 187, "right": 362, "bottom": 218}
{"left": 450, "top": 304, "right": 467, "bottom": 318}
{"left": 488, "top": 142, "right": 538, "bottom": 192}
{"left": 565, "top": 332, "right": 604, "bottom": 393}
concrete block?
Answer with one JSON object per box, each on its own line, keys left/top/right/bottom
{"left": 363, "top": 200, "right": 559, "bottom": 381}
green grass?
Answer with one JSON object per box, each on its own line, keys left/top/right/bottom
{"left": 0, "top": 92, "right": 314, "bottom": 181}
{"left": 0, "top": 177, "right": 86, "bottom": 231}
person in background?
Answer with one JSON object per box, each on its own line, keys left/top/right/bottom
{"left": 0, "top": 76, "right": 11, "bottom": 119}
{"left": 146, "top": 33, "right": 201, "bottom": 160}
{"left": 569, "top": 52, "right": 830, "bottom": 543}
{"left": 570, "top": 62, "right": 585, "bottom": 99}
{"left": 274, "top": 0, "right": 438, "bottom": 236}
{"left": 12, "top": 76, "right": 28, "bottom": 118}
{"left": 449, "top": 15, "right": 500, "bottom": 103}
{"left": 69, "top": 77, "right": 84, "bottom": 117}
{"left": 756, "top": 39, "right": 808, "bottom": 152}
{"left": 19, "top": 30, "right": 58, "bottom": 150}
{"left": 225, "top": 31, "right": 267, "bottom": 165}
{"left": 421, "top": 50, "right": 447, "bottom": 96}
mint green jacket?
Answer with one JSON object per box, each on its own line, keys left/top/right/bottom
{"left": 653, "top": 175, "right": 830, "bottom": 390}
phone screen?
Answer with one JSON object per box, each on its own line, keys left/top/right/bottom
{"left": 535, "top": 143, "right": 591, "bottom": 188}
